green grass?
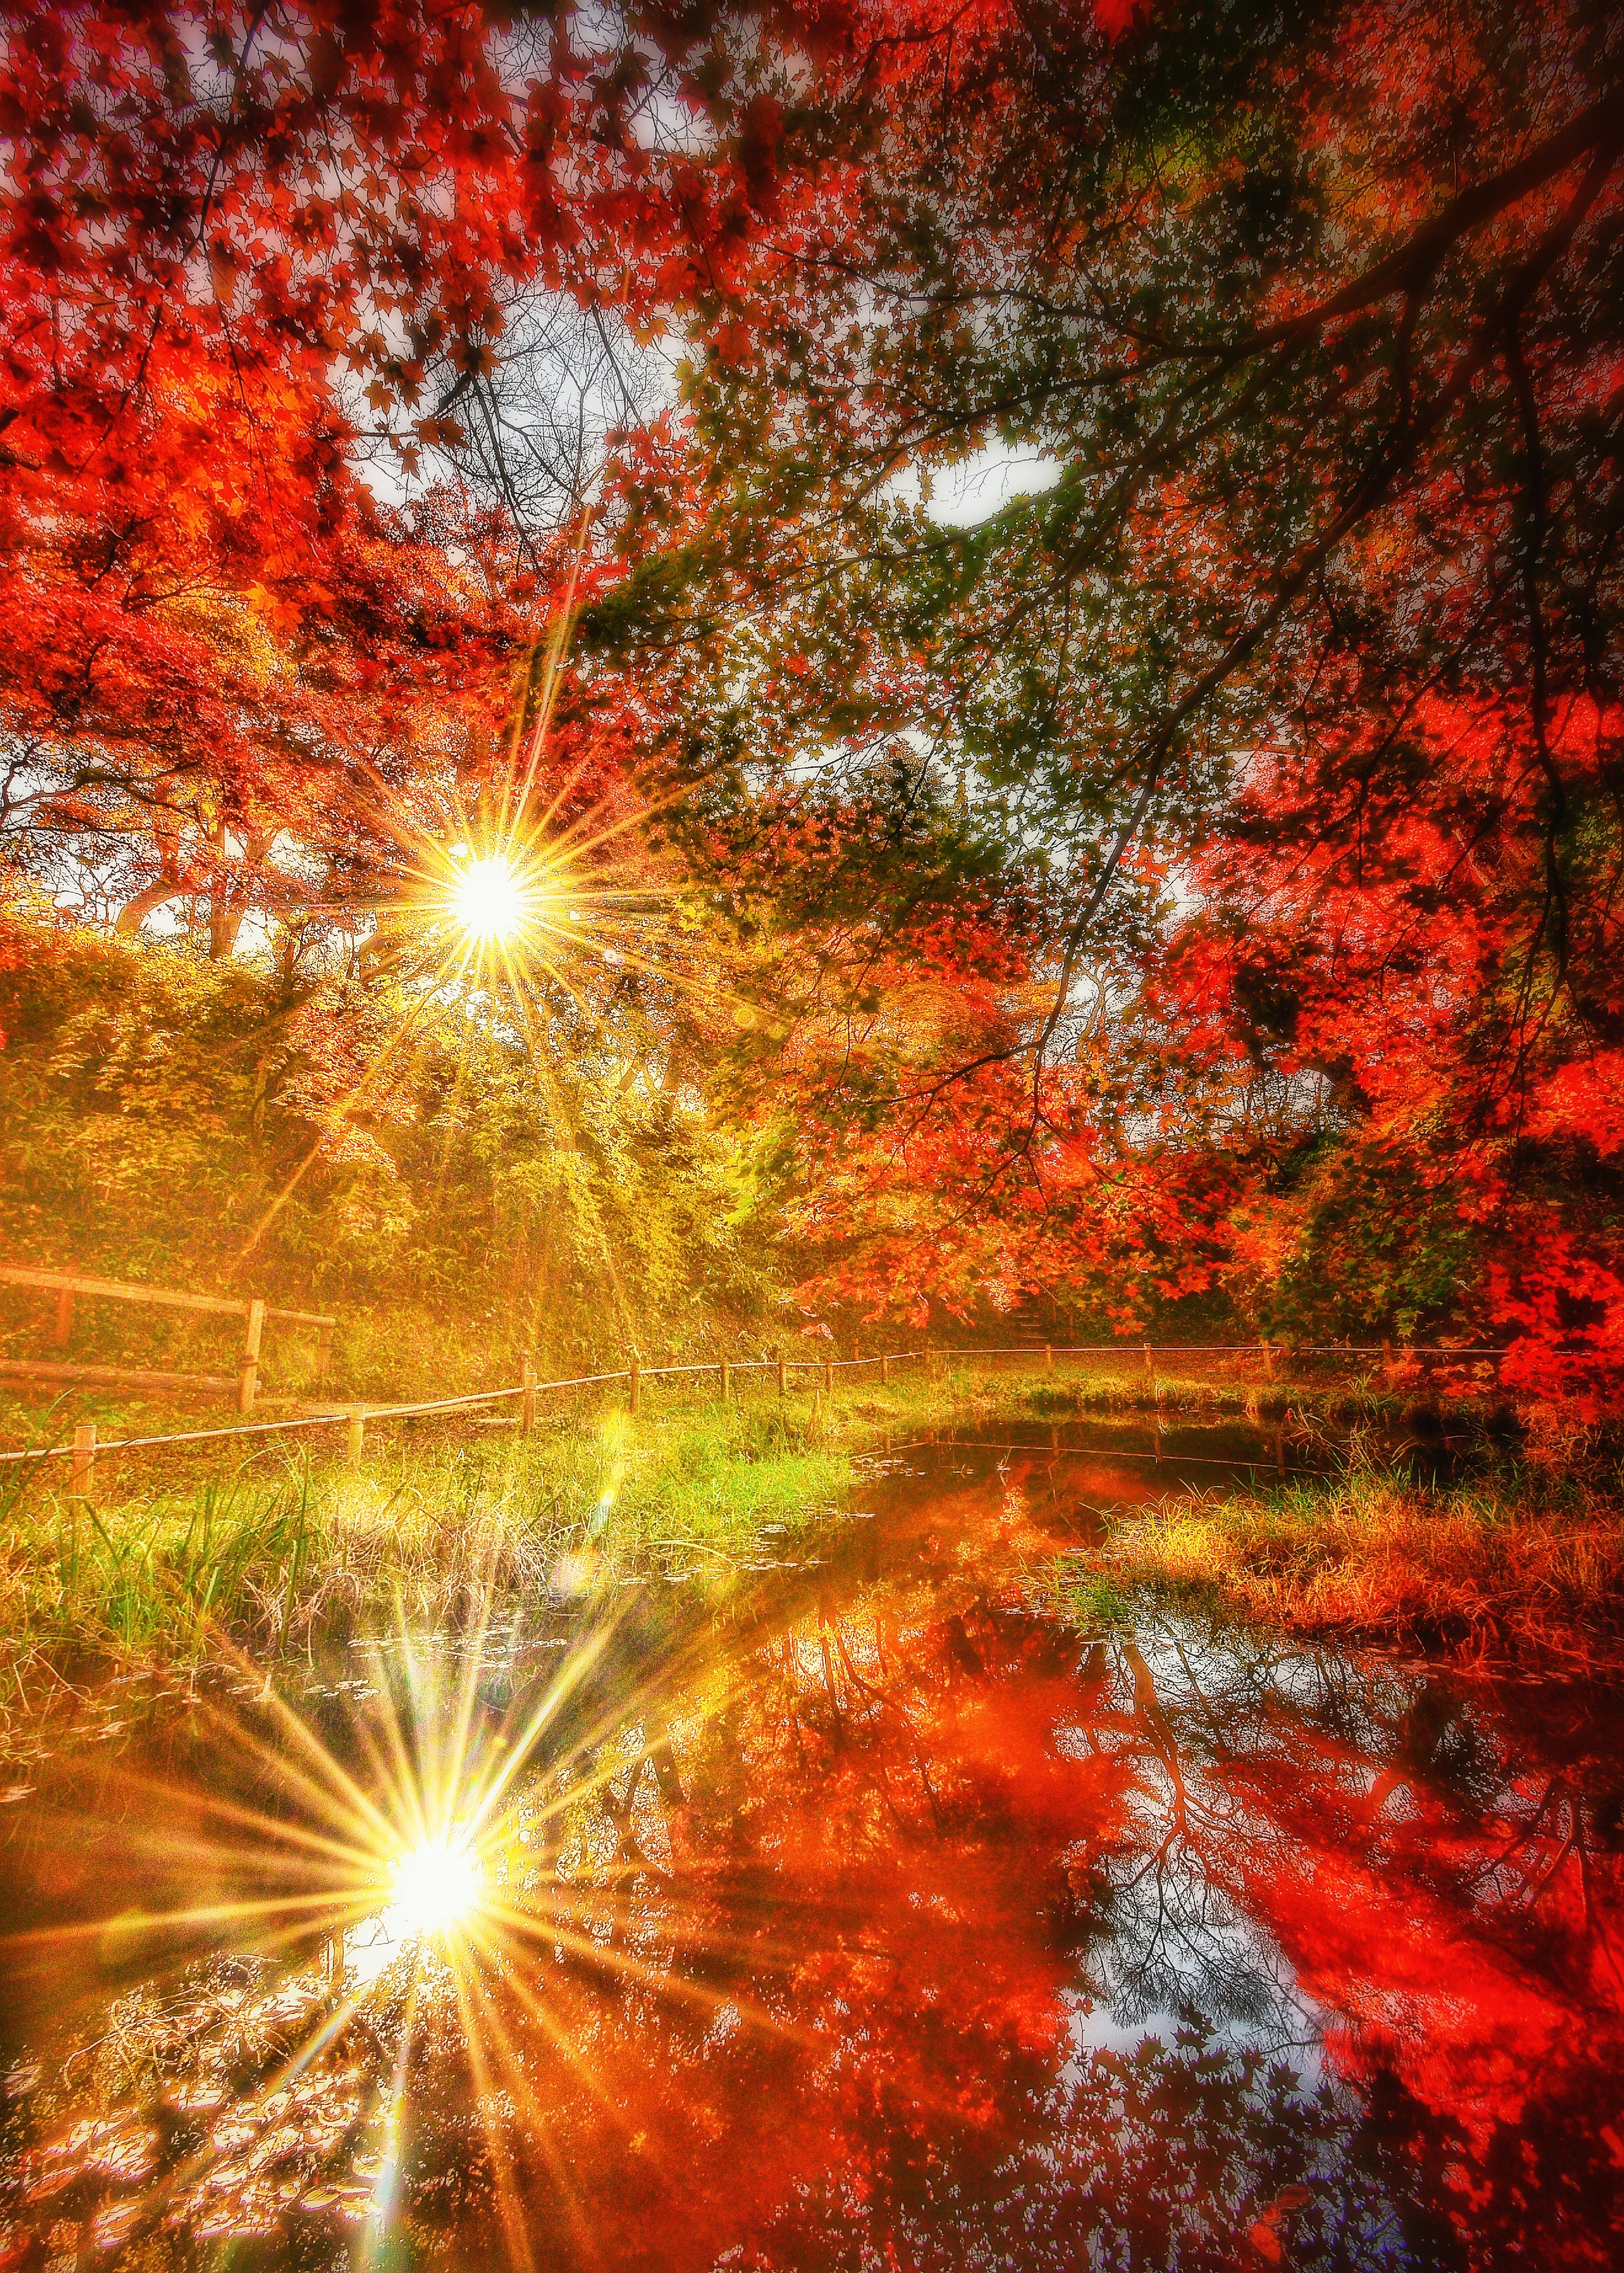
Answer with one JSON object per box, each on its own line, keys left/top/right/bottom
{"left": 41, "top": 1468, "right": 324, "bottom": 1657}
{"left": 0, "top": 1385, "right": 864, "bottom": 1689}
{"left": 0, "top": 1358, "right": 1093, "bottom": 1681}
{"left": 0, "top": 1352, "right": 1560, "bottom": 1692}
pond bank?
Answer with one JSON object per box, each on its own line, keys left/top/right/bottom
{"left": 1, "top": 1360, "right": 1616, "bottom": 1694}
{"left": 1083, "top": 1458, "right": 1624, "bottom": 1664}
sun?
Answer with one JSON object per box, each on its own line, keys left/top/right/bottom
{"left": 449, "top": 852, "right": 531, "bottom": 945}
{"left": 387, "top": 1829, "right": 486, "bottom": 1941}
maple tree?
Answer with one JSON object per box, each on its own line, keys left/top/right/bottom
{"left": 575, "top": 0, "right": 1624, "bottom": 1382}
{"left": 2, "top": 5, "right": 492, "bottom": 937}
{"left": 0, "top": 1, "right": 774, "bottom": 1344}
{"left": 2, "top": 0, "right": 1620, "bottom": 1389}
{"left": 0, "top": 0, "right": 718, "bottom": 945}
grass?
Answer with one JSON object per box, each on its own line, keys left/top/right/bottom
{"left": 1070, "top": 1456, "right": 1624, "bottom": 1664}
{"left": 0, "top": 1355, "right": 1129, "bottom": 1688}
{"left": 0, "top": 1351, "right": 1613, "bottom": 1695}
{"left": 0, "top": 1391, "right": 860, "bottom": 1694}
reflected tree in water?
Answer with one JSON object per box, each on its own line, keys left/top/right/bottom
{"left": 3, "top": 1467, "right": 1623, "bottom": 2268}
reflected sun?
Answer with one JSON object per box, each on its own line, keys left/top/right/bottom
{"left": 387, "top": 1828, "right": 486, "bottom": 1941}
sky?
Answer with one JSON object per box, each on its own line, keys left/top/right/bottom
{"left": 890, "top": 445, "right": 1066, "bottom": 527}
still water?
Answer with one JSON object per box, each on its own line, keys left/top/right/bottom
{"left": 2, "top": 1429, "right": 1622, "bottom": 2270}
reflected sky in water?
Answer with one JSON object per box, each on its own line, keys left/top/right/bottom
{"left": 2, "top": 1432, "right": 1622, "bottom": 2270}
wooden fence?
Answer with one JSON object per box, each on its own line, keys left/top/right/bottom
{"left": 0, "top": 1336, "right": 1518, "bottom": 1500}
{"left": 0, "top": 1264, "right": 336, "bottom": 1415}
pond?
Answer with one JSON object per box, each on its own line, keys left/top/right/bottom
{"left": 2, "top": 1427, "right": 1622, "bottom": 2270}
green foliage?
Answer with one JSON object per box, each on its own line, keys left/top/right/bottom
{"left": 0, "top": 917, "right": 782, "bottom": 1381}
{"left": 1244, "top": 1133, "right": 1484, "bottom": 1345}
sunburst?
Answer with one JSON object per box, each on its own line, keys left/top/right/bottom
{"left": 1, "top": 1588, "right": 803, "bottom": 2266}
{"left": 387, "top": 1825, "right": 486, "bottom": 1940}
{"left": 446, "top": 850, "right": 535, "bottom": 946}
{"left": 397, "top": 805, "right": 658, "bottom": 1013}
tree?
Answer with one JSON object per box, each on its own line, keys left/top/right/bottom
{"left": 584, "top": 0, "right": 1624, "bottom": 1376}
{"left": 0, "top": 2, "right": 724, "bottom": 942}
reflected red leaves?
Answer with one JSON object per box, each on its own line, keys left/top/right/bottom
{"left": 3, "top": 1462, "right": 1624, "bottom": 2265}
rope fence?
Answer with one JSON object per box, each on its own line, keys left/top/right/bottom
{"left": 0, "top": 1333, "right": 1553, "bottom": 1494}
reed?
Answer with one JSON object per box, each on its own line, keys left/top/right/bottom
{"left": 1087, "top": 1458, "right": 1624, "bottom": 1662}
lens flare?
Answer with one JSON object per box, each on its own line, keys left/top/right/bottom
{"left": 387, "top": 1830, "right": 485, "bottom": 1940}
{"left": 0, "top": 1604, "right": 803, "bottom": 2273}
{"left": 450, "top": 854, "right": 530, "bottom": 944}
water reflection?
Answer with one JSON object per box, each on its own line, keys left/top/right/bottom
{"left": 2, "top": 1442, "right": 1623, "bottom": 2270}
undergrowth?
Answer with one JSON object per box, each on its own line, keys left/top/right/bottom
{"left": 0, "top": 1357, "right": 1606, "bottom": 1691}
{"left": 1075, "top": 1453, "right": 1624, "bottom": 1663}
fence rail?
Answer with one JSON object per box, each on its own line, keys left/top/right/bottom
{"left": 0, "top": 1263, "right": 338, "bottom": 1412}
{"left": 0, "top": 1264, "right": 333, "bottom": 1329}
{"left": 0, "top": 1336, "right": 1541, "bottom": 1495}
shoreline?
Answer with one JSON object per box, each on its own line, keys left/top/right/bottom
{"left": 1, "top": 1364, "right": 1616, "bottom": 1696}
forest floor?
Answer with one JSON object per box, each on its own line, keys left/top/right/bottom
{"left": 1, "top": 1360, "right": 1618, "bottom": 1692}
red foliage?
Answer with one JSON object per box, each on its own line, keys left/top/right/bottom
{"left": 3, "top": 0, "right": 1621, "bottom": 1398}
{"left": 1162, "top": 687, "right": 1624, "bottom": 1408}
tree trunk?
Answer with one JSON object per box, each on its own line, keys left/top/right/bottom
{"left": 115, "top": 878, "right": 181, "bottom": 936}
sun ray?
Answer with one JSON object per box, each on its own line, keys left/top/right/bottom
{"left": 450, "top": 1964, "right": 543, "bottom": 2273}
{"left": 3, "top": 1556, "right": 862, "bottom": 2273}
{"left": 3, "top": 1473, "right": 873, "bottom": 2273}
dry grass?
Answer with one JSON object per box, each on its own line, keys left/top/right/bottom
{"left": 1093, "top": 1460, "right": 1624, "bottom": 1663}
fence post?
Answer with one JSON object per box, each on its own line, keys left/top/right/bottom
{"left": 777, "top": 1354, "right": 787, "bottom": 1397}
{"left": 316, "top": 1321, "right": 334, "bottom": 1385}
{"left": 881, "top": 1353, "right": 889, "bottom": 1384}
{"left": 1142, "top": 1342, "right": 1155, "bottom": 1397}
{"left": 54, "top": 1286, "right": 73, "bottom": 1349}
{"left": 721, "top": 1357, "right": 731, "bottom": 1402}
{"left": 628, "top": 1353, "right": 640, "bottom": 1417}
{"left": 346, "top": 1409, "right": 365, "bottom": 1469}
{"left": 1045, "top": 1344, "right": 1054, "bottom": 1373}
{"left": 71, "top": 1420, "right": 96, "bottom": 1500}
{"left": 1261, "top": 1340, "right": 1276, "bottom": 1382}
{"left": 239, "top": 1297, "right": 266, "bottom": 1415}
{"left": 521, "top": 1357, "right": 536, "bottom": 1436}
{"left": 824, "top": 1354, "right": 834, "bottom": 1394}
